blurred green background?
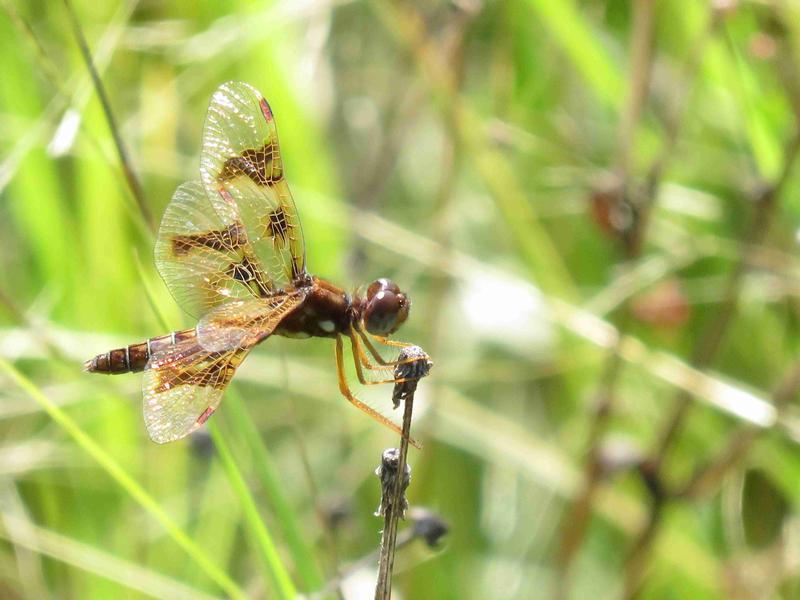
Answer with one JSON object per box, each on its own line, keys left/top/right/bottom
{"left": 3, "top": 0, "right": 800, "bottom": 598}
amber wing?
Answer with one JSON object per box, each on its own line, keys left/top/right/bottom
{"left": 143, "top": 293, "right": 306, "bottom": 443}
{"left": 196, "top": 293, "right": 307, "bottom": 351}
{"left": 200, "top": 81, "right": 306, "bottom": 290}
{"left": 143, "top": 341, "right": 248, "bottom": 443}
{"left": 155, "top": 181, "right": 277, "bottom": 317}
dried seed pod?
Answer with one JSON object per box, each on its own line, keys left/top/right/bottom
{"left": 391, "top": 346, "right": 433, "bottom": 409}
{"left": 375, "top": 448, "right": 411, "bottom": 519}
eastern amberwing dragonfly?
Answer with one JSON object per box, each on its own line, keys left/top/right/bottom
{"left": 85, "top": 81, "right": 429, "bottom": 444}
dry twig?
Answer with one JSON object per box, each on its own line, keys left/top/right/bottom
{"left": 312, "top": 508, "right": 446, "bottom": 600}
{"left": 374, "top": 346, "right": 431, "bottom": 600}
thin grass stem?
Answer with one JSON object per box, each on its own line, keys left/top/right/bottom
{"left": 0, "top": 357, "right": 247, "bottom": 600}
{"left": 225, "top": 389, "right": 326, "bottom": 593}
{"left": 61, "top": 0, "right": 155, "bottom": 232}
{"left": 207, "top": 422, "right": 297, "bottom": 600}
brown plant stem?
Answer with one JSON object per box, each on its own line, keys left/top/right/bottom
{"left": 554, "top": 2, "right": 721, "bottom": 589}
{"left": 679, "top": 359, "right": 800, "bottom": 500}
{"left": 374, "top": 402, "right": 414, "bottom": 600}
{"left": 622, "top": 122, "right": 800, "bottom": 600}
{"left": 616, "top": 0, "right": 656, "bottom": 185}
{"left": 374, "top": 346, "right": 431, "bottom": 600}
{"left": 313, "top": 508, "right": 446, "bottom": 600}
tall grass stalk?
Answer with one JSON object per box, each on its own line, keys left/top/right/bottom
{"left": 207, "top": 422, "right": 297, "bottom": 600}
{"left": 0, "top": 357, "right": 247, "bottom": 600}
{"left": 225, "top": 389, "right": 326, "bottom": 592}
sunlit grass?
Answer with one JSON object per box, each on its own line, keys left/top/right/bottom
{"left": 0, "top": 357, "right": 247, "bottom": 599}
{"left": 3, "top": 0, "right": 800, "bottom": 598}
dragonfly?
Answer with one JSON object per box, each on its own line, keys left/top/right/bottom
{"left": 85, "top": 81, "right": 429, "bottom": 444}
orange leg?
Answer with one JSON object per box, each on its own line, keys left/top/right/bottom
{"left": 371, "top": 334, "right": 414, "bottom": 349}
{"left": 358, "top": 329, "right": 421, "bottom": 368}
{"left": 358, "top": 330, "right": 392, "bottom": 365}
{"left": 350, "top": 328, "right": 388, "bottom": 371}
{"left": 335, "top": 335, "right": 420, "bottom": 448}
{"left": 348, "top": 332, "right": 417, "bottom": 386}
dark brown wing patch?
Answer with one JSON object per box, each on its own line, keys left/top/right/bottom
{"left": 263, "top": 208, "right": 290, "bottom": 249}
{"left": 218, "top": 143, "right": 283, "bottom": 187}
{"left": 170, "top": 222, "right": 246, "bottom": 257}
{"left": 152, "top": 347, "right": 237, "bottom": 394}
{"left": 143, "top": 342, "right": 250, "bottom": 444}
{"left": 225, "top": 255, "right": 271, "bottom": 297}
{"left": 155, "top": 181, "right": 277, "bottom": 317}
{"left": 200, "top": 82, "right": 306, "bottom": 288}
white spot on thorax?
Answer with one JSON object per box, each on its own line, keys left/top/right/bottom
{"left": 319, "top": 320, "right": 335, "bottom": 333}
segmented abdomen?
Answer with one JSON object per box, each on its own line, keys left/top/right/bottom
{"left": 84, "top": 329, "right": 196, "bottom": 374}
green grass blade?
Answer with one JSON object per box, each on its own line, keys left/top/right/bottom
{"left": 225, "top": 388, "right": 325, "bottom": 592}
{"left": 0, "top": 357, "right": 246, "bottom": 600}
{"left": 521, "top": 0, "right": 623, "bottom": 110}
{"left": 207, "top": 422, "right": 297, "bottom": 600}
{"left": 721, "top": 28, "right": 783, "bottom": 180}
{"left": 132, "top": 248, "right": 174, "bottom": 331}
{"left": 0, "top": 515, "right": 220, "bottom": 600}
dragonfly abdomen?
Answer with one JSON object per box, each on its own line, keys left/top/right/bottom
{"left": 84, "top": 329, "right": 196, "bottom": 374}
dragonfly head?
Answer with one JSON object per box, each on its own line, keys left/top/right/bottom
{"left": 362, "top": 278, "right": 410, "bottom": 336}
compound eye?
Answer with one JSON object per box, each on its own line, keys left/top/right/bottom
{"left": 365, "top": 290, "right": 401, "bottom": 335}
{"left": 367, "top": 278, "right": 400, "bottom": 299}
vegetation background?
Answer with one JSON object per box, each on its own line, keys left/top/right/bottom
{"left": 2, "top": 0, "right": 800, "bottom": 598}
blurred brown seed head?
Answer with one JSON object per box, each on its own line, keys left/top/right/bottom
{"left": 631, "top": 279, "right": 690, "bottom": 330}
{"left": 749, "top": 32, "right": 777, "bottom": 61}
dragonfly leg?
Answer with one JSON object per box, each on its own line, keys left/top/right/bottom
{"left": 358, "top": 330, "right": 392, "bottom": 365}
{"left": 349, "top": 328, "right": 388, "bottom": 371}
{"left": 358, "top": 330, "right": 422, "bottom": 368}
{"left": 371, "top": 334, "right": 414, "bottom": 349}
{"left": 349, "top": 332, "right": 418, "bottom": 385}
{"left": 335, "top": 335, "right": 420, "bottom": 447}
